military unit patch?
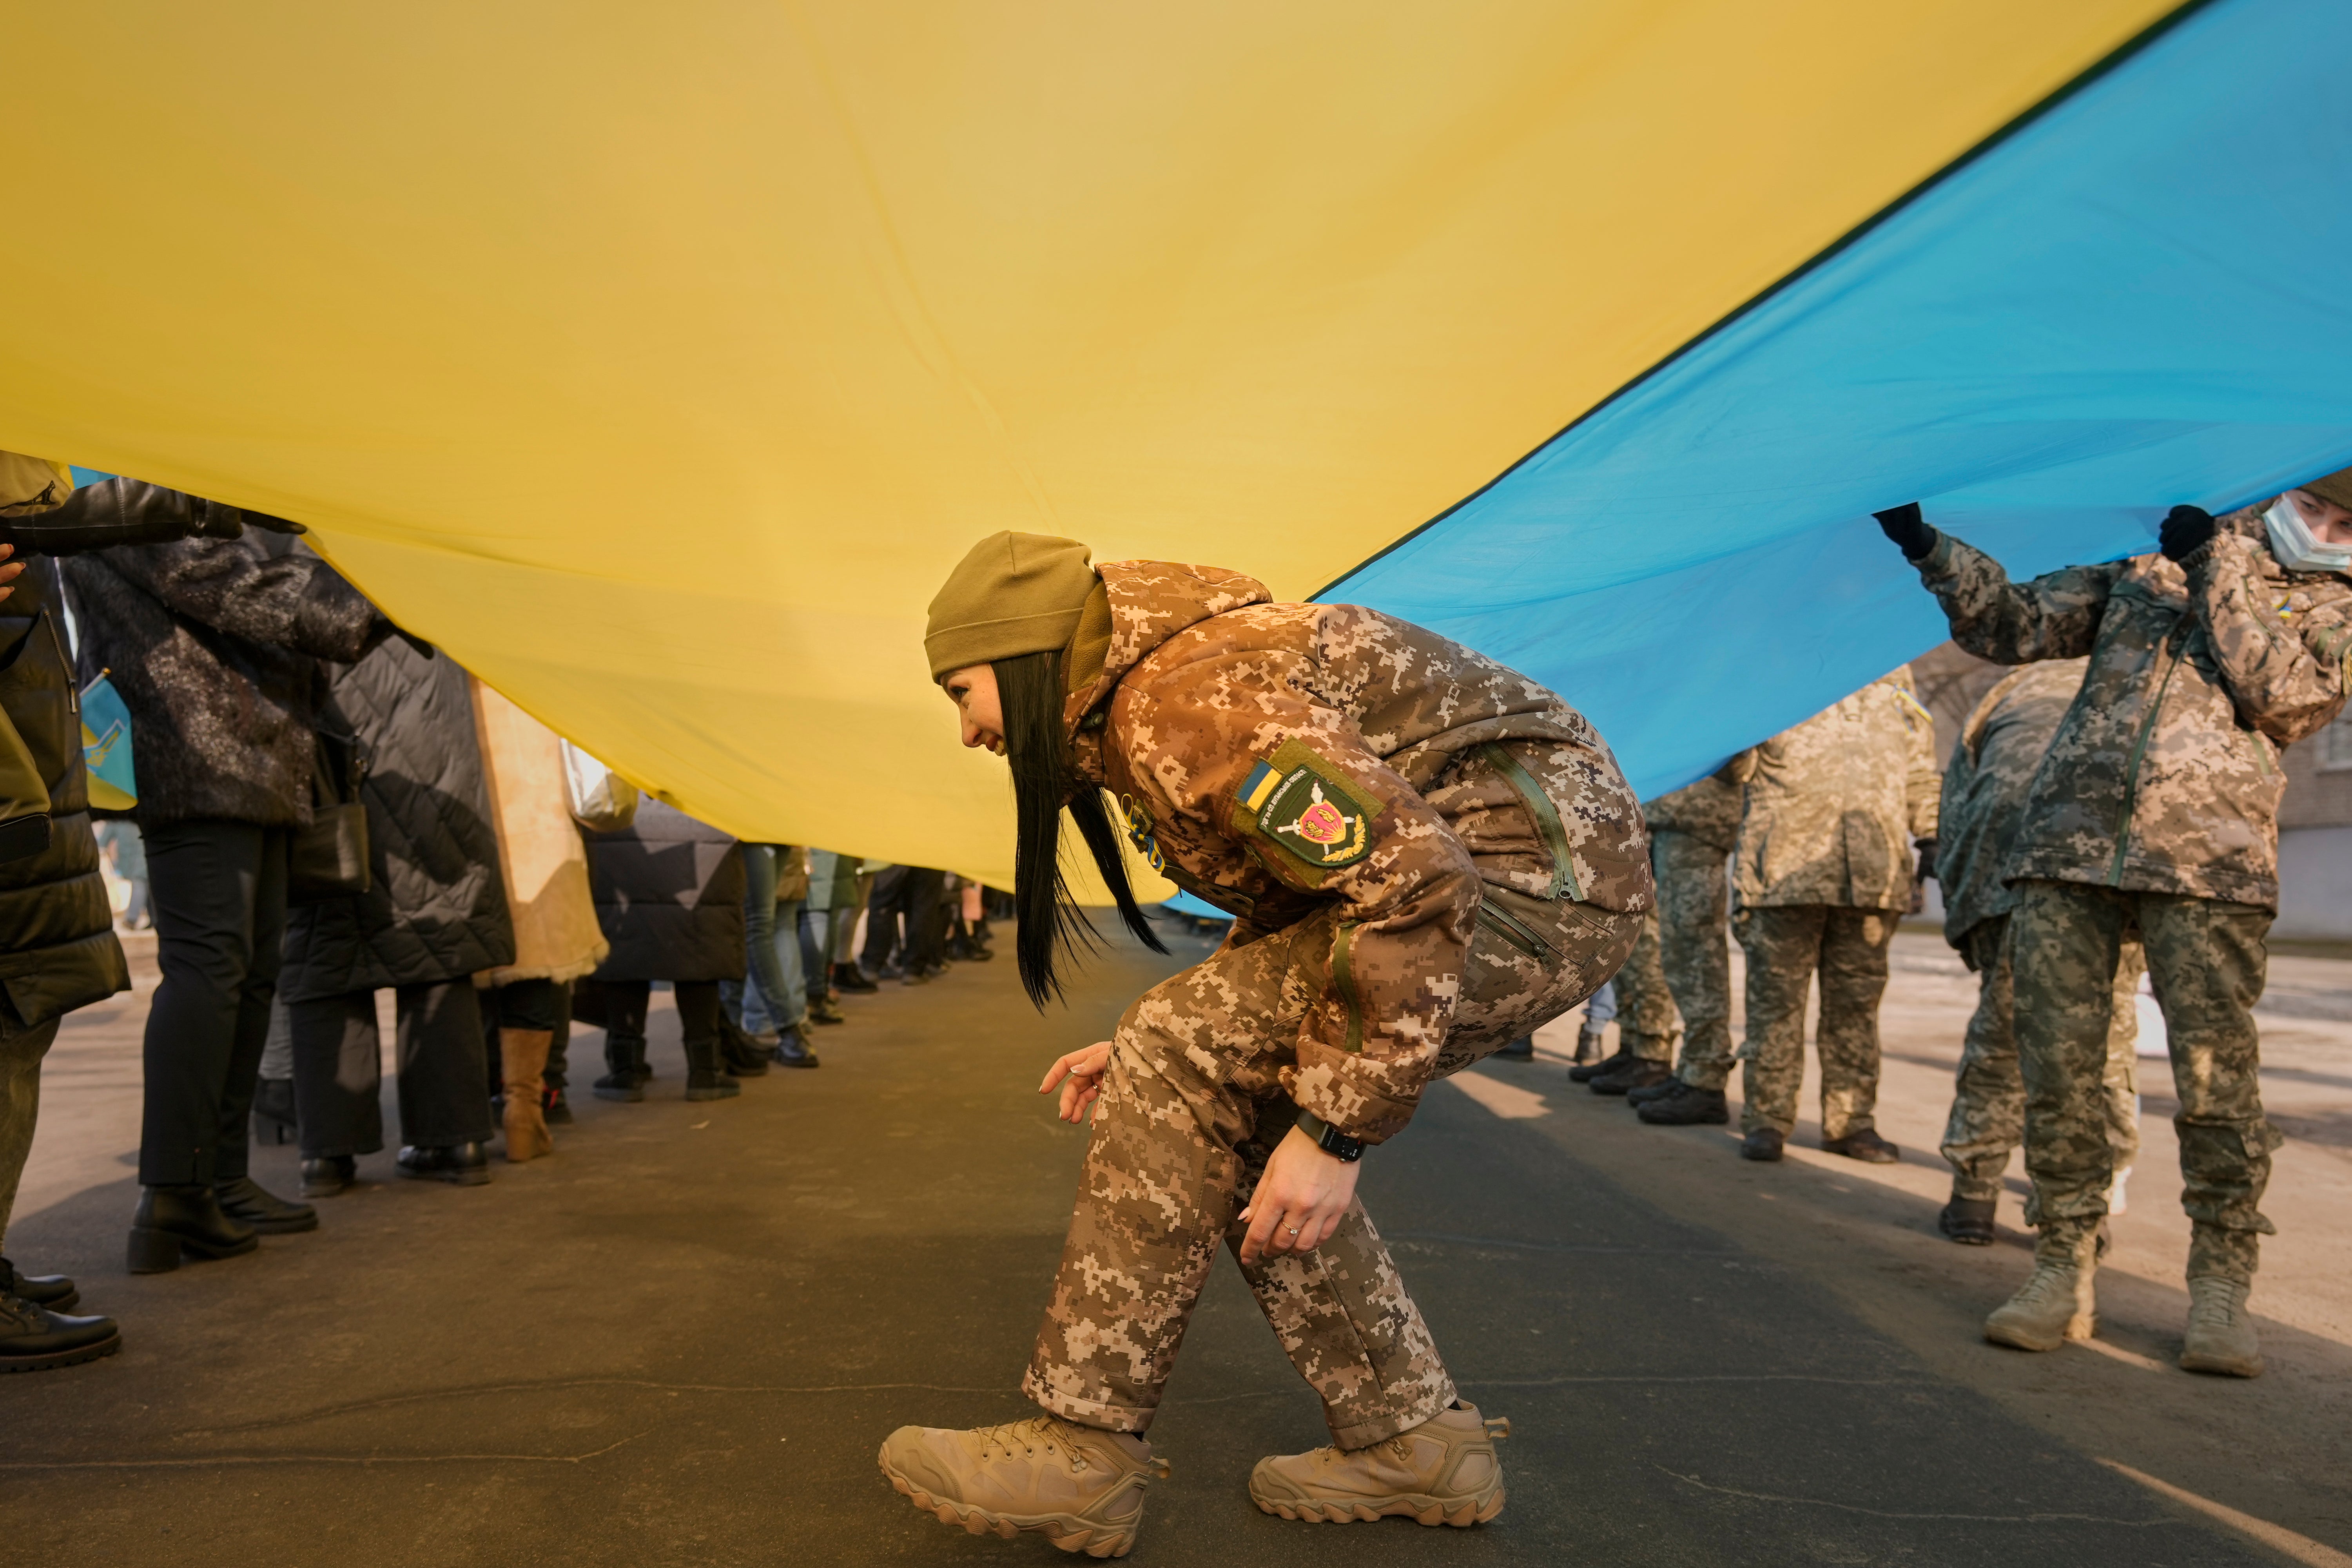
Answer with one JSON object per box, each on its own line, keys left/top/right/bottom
{"left": 1235, "top": 738, "right": 1375, "bottom": 871}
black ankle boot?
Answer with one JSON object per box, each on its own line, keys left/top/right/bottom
{"left": 832, "top": 962, "right": 878, "bottom": 994}
{"left": 251, "top": 1077, "right": 297, "bottom": 1145}
{"left": 684, "top": 1028, "right": 743, "bottom": 1101}
{"left": 0, "top": 1264, "right": 121, "bottom": 1373}
{"left": 717, "top": 1015, "right": 772, "bottom": 1077}
{"left": 300, "top": 1155, "right": 357, "bottom": 1198}
{"left": 770, "top": 1025, "right": 820, "bottom": 1070}
{"left": 593, "top": 1032, "right": 648, "bottom": 1102}
{"left": 214, "top": 1176, "right": 319, "bottom": 1234}
{"left": 396, "top": 1142, "right": 493, "bottom": 1186}
{"left": 128, "top": 1186, "right": 259, "bottom": 1274}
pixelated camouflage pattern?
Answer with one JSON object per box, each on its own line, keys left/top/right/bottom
{"left": 1063, "top": 560, "right": 1651, "bottom": 1141}
{"left": 2009, "top": 880, "right": 2279, "bottom": 1283}
{"left": 1917, "top": 517, "right": 2352, "bottom": 910}
{"left": 1026, "top": 894, "right": 1636, "bottom": 1447}
{"left": 1734, "top": 904, "right": 1895, "bottom": 1139}
{"left": 1725, "top": 668, "right": 1939, "bottom": 911}
{"left": 1652, "top": 828, "right": 1734, "bottom": 1090}
{"left": 1942, "top": 913, "right": 2141, "bottom": 1203}
{"left": 1607, "top": 910, "right": 1677, "bottom": 1063}
{"left": 1641, "top": 775, "right": 1742, "bottom": 855}
{"left": 1937, "top": 660, "right": 2088, "bottom": 947}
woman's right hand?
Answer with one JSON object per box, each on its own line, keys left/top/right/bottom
{"left": 1039, "top": 1041, "right": 1114, "bottom": 1124}
{"left": 0, "top": 542, "right": 20, "bottom": 604}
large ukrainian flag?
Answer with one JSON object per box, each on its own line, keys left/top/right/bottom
{"left": 5, "top": 1, "right": 2343, "bottom": 885}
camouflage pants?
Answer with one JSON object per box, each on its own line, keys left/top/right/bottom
{"left": 1027, "top": 889, "right": 1638, "bottom": 1449}
{"left": 1735, "top": 904, "right": 1895, "bottom": 1140}
{"left": 1941, "top": 914, "right": 2140, "bottom": 1205}
{"left": 1608, "top": 910, "right": 1678, "bottom": 1062}
{"left": 1653, "top": 830, "right": 1733, "bottom": 1089}
{"left": 2010, "top": 881, "right": 2278, "bottom": 1283}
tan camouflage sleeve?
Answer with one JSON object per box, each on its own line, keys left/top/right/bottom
{"left": 2186, "top": 533, "right": 2352, "bottom": 746}
{"left": 1127, "top": 677, "right": 1482, "bottom": 1144}
{"left": 1903, "top": 696, "right": 1942, "bottom": 841}
{"left": 1916, "top": 535, "right": 2120, "bottom": 665}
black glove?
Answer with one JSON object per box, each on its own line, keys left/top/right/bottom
{"left": 1914, "top": 838, "right": 1937, "bottom": 882}
{"left": 2158, "top": 504, "right": 2217, "bottom": 563}
{"left": 360, "top": 615, "right": 435, "bottom": 662}
{"left": 1872, "top": 502, "right": 1938, "bottom": 560}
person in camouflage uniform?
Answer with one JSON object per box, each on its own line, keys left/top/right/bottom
{"left": 878, "top": 536, "right": 1651, "bottom": 1553}
{"left": 1877, "top": 471, "right": 2352, "bottom": 1377}
{"left": 1934, "top": 658, "right": 2143, "bottom": 1246}
{"left": 1628, "top": 774, "right": 1741, "bottom": 1126}
{"left": 1572, "top": 908, "right": 1676, "bottom": 1093}
{"left": 1714, "top": 669, "right": 1939, "bottom": 1162}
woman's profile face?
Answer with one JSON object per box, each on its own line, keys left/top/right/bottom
{"left": 942, "top": 663, "right": 1005, "bottom": 755}
{"left": 2285, "top": 488, "right": 2352, "bottom": 546}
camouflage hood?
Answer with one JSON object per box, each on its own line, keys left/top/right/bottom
{"left": 1062, "top": 560, "right": 1273, "bottom": 734}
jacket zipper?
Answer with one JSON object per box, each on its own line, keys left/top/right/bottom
{"left": 2107, "top": 614, "right": 2189, "bottom": 886}
{"left": 1332, "top": 922, "right": 1364, "bottom": 1052}
{"left": 1476, "top": 898, "right": 1560, "bottom": 963}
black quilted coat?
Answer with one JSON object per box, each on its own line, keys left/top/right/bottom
{"left": 279, "top": 637, "right": 515, "bottom": 1000}
{"left": 584, "top": 800, "right": 745, "bottom": 983}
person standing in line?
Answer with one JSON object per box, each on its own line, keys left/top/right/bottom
{"left": 1717, "top": 668, "right": 1940, "bottom": 1166}
{"left": 801, "top": 849, "right": 848, "bottom": 1025}
{"left": 859, "top": 863, "right": 912, "bottom": 979}
{"left": 280, "top": 627, "right": 514, "bottom": 1193}
{"left": 1875, "top": 470, "right": 2352, "bottom": 1375}
{"left": 829, "top": 855, "right": 878, "bottom": 993}
{"left": 1631, "top": 774, "right": 1744, "bottom": 1126}
{"left": 1931, "top": 658, "right": 2142, "bottom": 1246}
{"left": 878, "top": 533, "right": 1650, "bottom": 1554}
{"left": 582, "top": 800, "right": 751, "bottom": 1101}
{"left": 726, "top": 843, "right": 819, "bottom": 1068}
{"left": 1572, "top": 912, "right": 1674, "bottom": 1093}
{"left": 468, "top": 680, "right": 612, "bottom": 1147}
{"left": 65, "top": 481, "right": 408, "bottom": 1272}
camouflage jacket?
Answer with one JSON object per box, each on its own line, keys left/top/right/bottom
{"left": 1641, "top": 776, "right": 1742, "bottom": 854}
{"left": 1726, "top": 668, "right": 1940, "bottom": 910}
{"left": 1066, "top": 561, "right": 1651, "bottom": 1142}
{"left": 1937, "top": 659, "right": 2087, "bottom": 950}
{"left": 1917, "top": 520, "right": 2352, "bottom": 908}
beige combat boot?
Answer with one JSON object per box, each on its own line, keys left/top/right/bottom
{"left": 2180, "top": 1276, "right": 2264, "bottom": 1378}
{"left": 1984, "top": 1234, "right": 2098, "bottom": 1352}
{"left": 1249, "top": 1403, "right": 1509, "bottom": 1526}
{"left": 878, "top": 1413, "right": 1164, "bottom": 1558}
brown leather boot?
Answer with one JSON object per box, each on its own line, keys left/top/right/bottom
{"left": 1249, "top": 1404, "right": 1509, "bottom": 1526}
{"left": 500, "top": 1028, "right": 555, "bottom": 1162}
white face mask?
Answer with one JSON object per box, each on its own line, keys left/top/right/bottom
{"left": 2264, "top": 494, "right": 2352, "bottom": 575}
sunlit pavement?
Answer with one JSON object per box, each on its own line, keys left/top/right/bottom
{"left": 2, "top": 920, "right": 2343, "bottom": 1565}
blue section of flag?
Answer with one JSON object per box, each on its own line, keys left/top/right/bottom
{"left": 80, "top": 673, "right": 137, "bottom": 804}
{"left": 1325, "top": 0, "right": 2352, "bottom": 800}
{"left": 68, "top": 467, "right": 116, "bottom": 490}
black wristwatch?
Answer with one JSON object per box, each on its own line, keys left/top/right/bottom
{"left": 1296, "top": 1110, "right": 1364, "bottom": 1164}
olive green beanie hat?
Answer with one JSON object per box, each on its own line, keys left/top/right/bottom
{"left": 925, "top": 531, "right": 1099, "bottom": 680}
{"left": 2299, "top": 464, "right": 2352, "bottom": 513}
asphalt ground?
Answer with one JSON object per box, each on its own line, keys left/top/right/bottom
{"left": 2, "top": 918, "right": 2345, "bottom": 1566}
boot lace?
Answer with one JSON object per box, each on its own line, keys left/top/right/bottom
{"left": 2188, "top": 1281, "right": 2243, "bottom": 1333}
{"left": 976, "top": 1417, "right": 1088, "bottom": 1472}
{"left": 2008, "top": 1260, "right": 2076, "bottom": 1309}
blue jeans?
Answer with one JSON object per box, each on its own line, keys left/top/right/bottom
{"left": 724, "top": 845, "right": 807, "bottom": 1034}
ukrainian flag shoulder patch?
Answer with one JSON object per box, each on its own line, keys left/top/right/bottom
{"left": 1233, "top": 738, "right": 1376, "bottom": 872}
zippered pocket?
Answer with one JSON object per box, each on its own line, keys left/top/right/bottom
{"left": 1476, "top": 897, "right": 1560, "bottom": 964}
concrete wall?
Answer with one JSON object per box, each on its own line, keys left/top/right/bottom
{"left": 2276, "top": 824, "right": 2352, "bottom": 940}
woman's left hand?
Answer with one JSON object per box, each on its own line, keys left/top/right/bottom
{"left": 1238, "top": 1125, "right": 1360, "bottom": 1265}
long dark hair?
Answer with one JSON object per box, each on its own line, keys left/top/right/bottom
{"left": 995, "top": 649, "right": 1166, "bottom": 1008}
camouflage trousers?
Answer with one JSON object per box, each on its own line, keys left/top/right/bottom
{"left": 1941, "top": 914, "right": 2140, "bottom": 1205}
{"left": 1608, "top": 910, "right": 1678, "bottom": 1062}
{"left": 2010, "top": 881, "right": 2278, "bottom": 1283}
{"left": 1653, "top": 830, "right": 1733, "bottom": 1090}
{"left": 1026, "top": 888, "right": 1638, "bottom": 1449}
{"left": 1734, "top": 904, "right": 1895, "bottom": 1140}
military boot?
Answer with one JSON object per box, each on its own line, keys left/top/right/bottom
{"left": 878, "top": 1413, "right": 1164, "bottom": 1558}
{"left": 1589, "top": 1056, "right": 1670, "bottom": 1097}
{"left": 2179, "top": 1277, "right": 2263, "bottom": 1378}
{"left": 1938, "top": 1195, "right": 1997, "bottom": 1245}
{"left": 1567, "top": 1044, "right": 1629, "bottom": 1083}
{"left": 1983, "top": 1234, "right": 2097, "bottom": 1351}
{"left": 1636, "top": 1082, "right": 1728, "bottom": 1125}
{"left": 1250, "top": 1404, "right": 1509, "bottom": 1527}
